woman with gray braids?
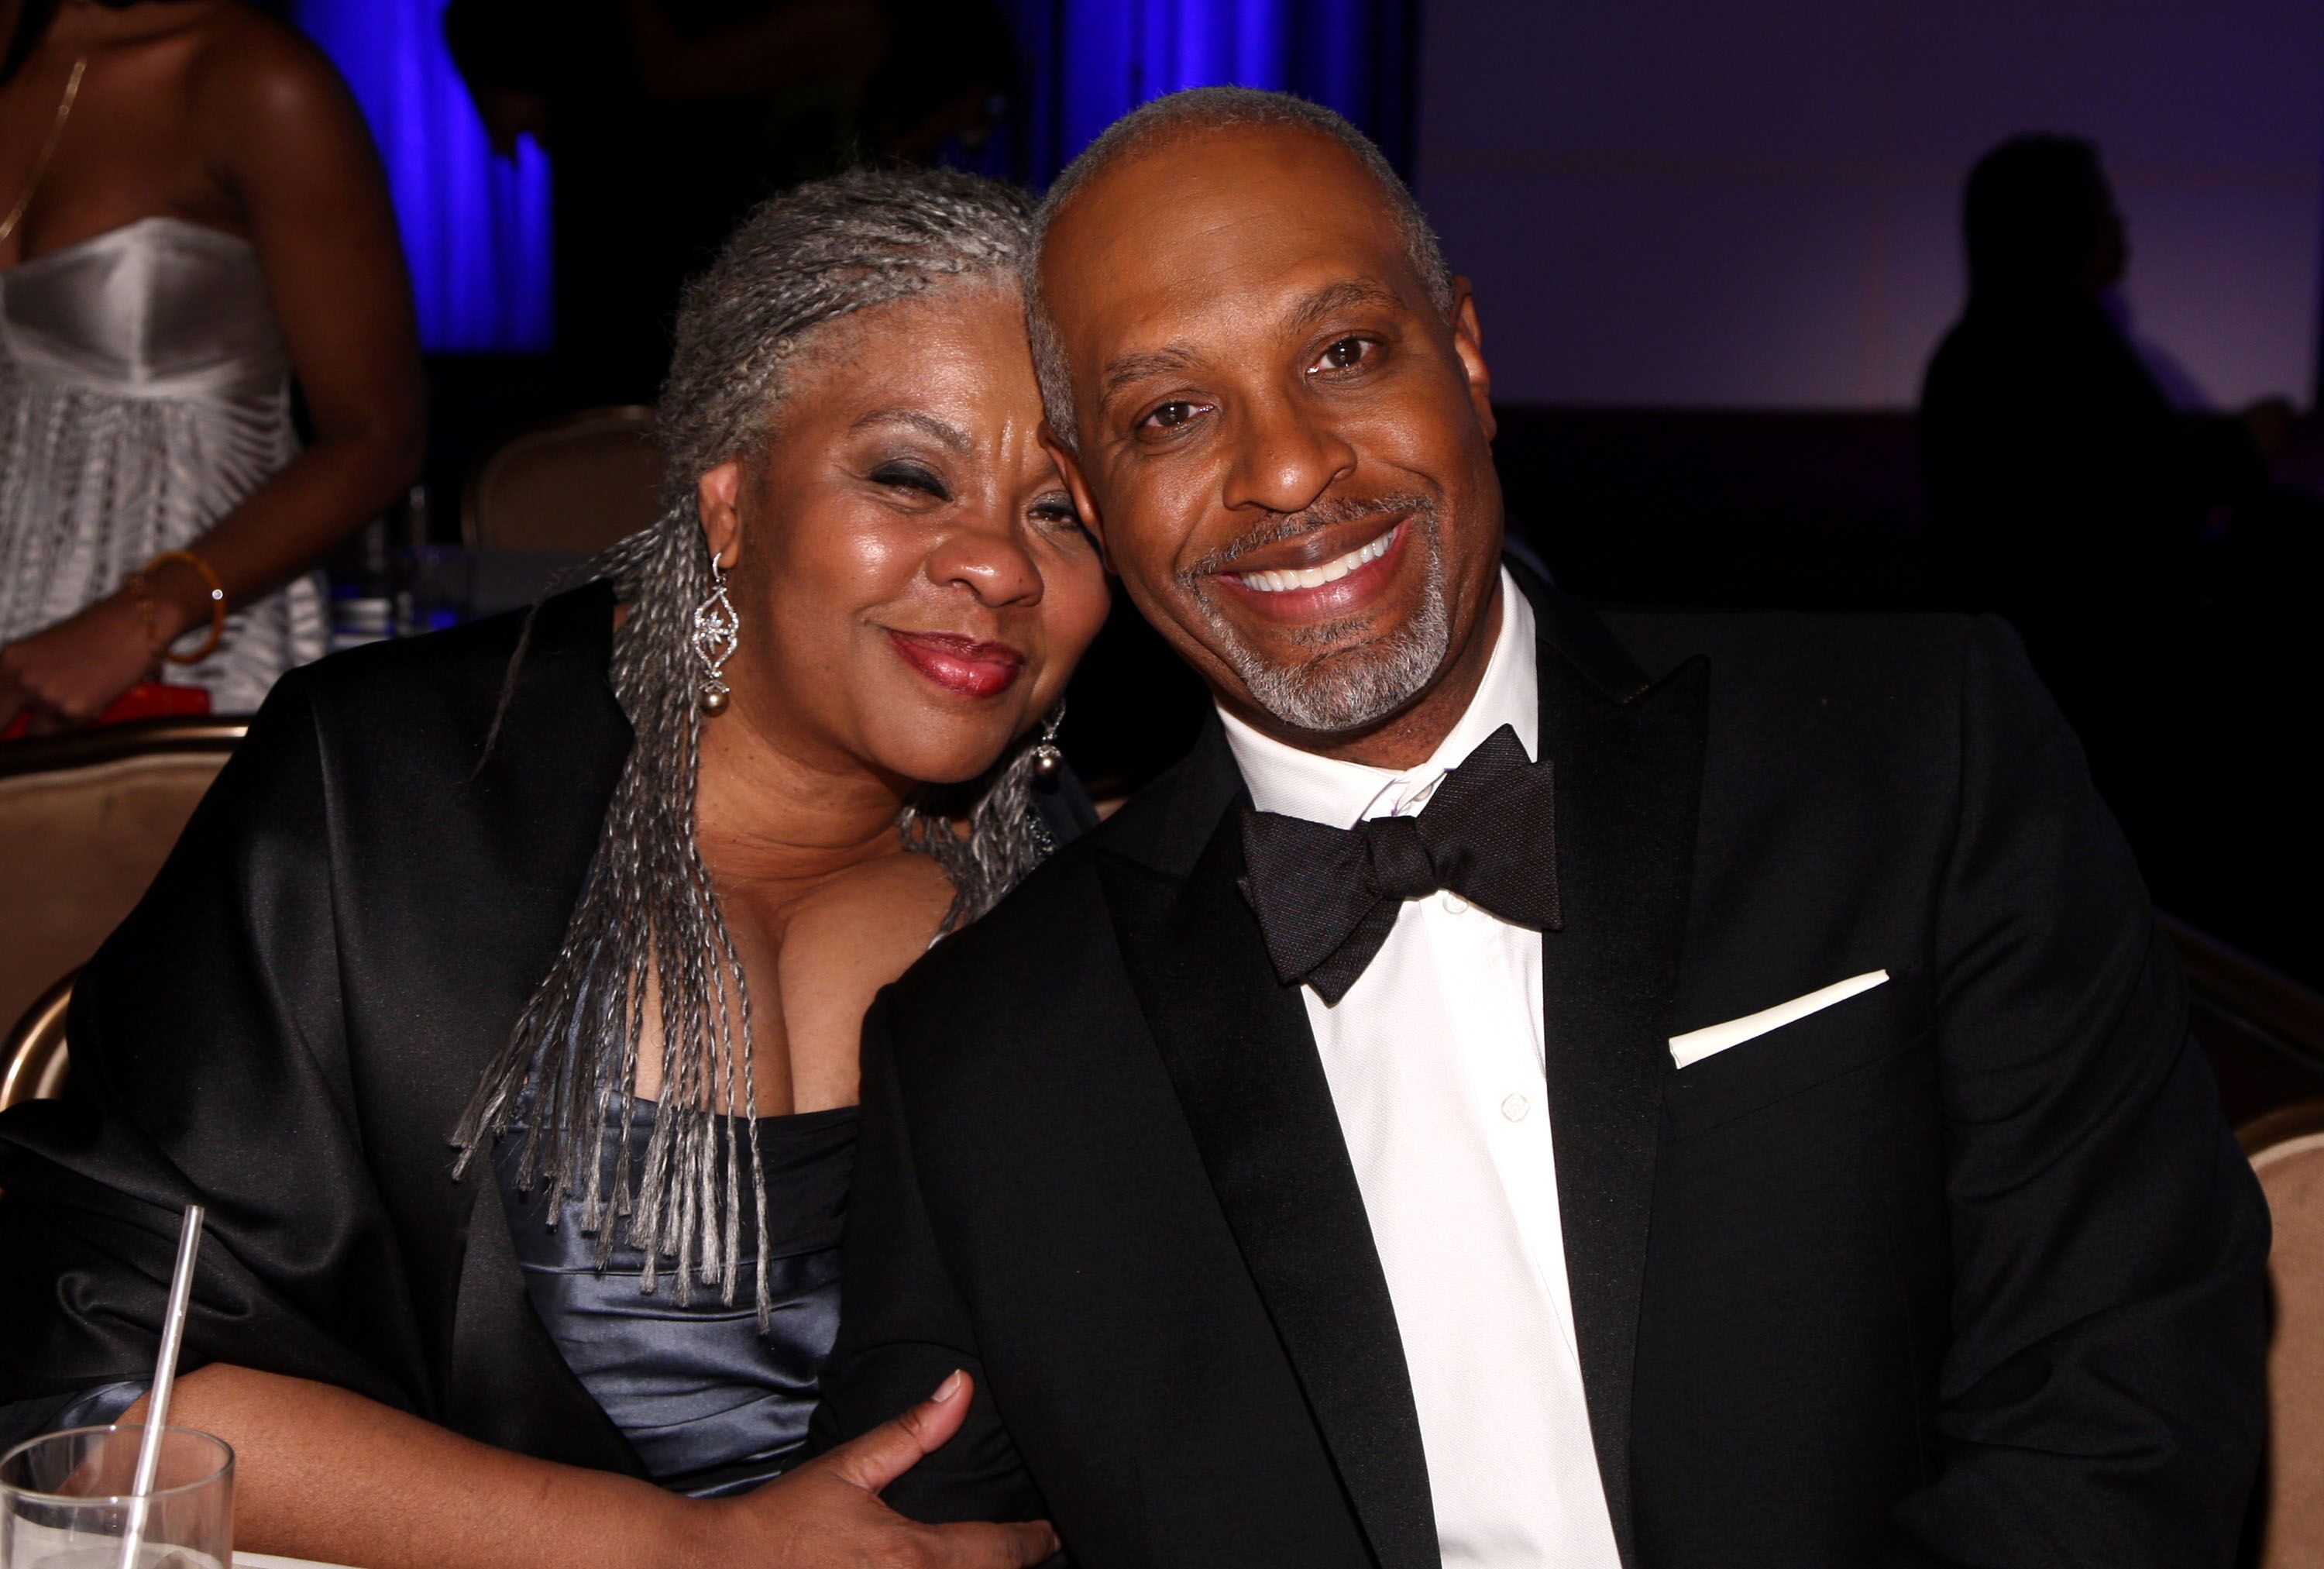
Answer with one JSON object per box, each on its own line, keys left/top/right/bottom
{"left": 0, "top": 166, "right": 1107, "bottom": 1568}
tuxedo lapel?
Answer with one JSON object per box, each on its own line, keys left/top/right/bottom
{"left": 1523, "top": 573, "right": 1708, "bottom": 1562}
{"left": 1099, "top": 730, "right": 1439, "bottom": 1569}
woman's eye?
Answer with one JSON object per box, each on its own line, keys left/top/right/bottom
{"left": 1312, "top": 336, "right": 1376, "bottom": 374}
{"left": 1030, "top": 497, "right": 1094, "bottom": 539}
{"left": 871, "top": 463, "right": 948, "bottom": 500}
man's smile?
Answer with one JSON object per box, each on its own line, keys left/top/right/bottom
{"left": 1229, "top": 518, "right": 1402, "bottom": 593}
{"left": 1197, "top": 508, "right": 1425, "bottom": 628}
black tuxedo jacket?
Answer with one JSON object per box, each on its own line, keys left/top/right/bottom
{"left": 814, "top": 574, "right": 2267, "bottom": 1567}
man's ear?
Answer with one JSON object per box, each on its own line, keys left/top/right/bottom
{"left": 696, "top": 459, "right": 746, "bottom": 567}
{"left": 1039, "top": 422, "right": 1110, "bottom": 567}
{"left": 1449, "top": 277, "right": 1495, "bottom": 445}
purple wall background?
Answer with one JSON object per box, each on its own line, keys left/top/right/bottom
{"left": 1414, "top": 1, "right": 2324, "bottom": 410}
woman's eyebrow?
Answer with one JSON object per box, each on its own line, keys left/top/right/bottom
{"left": 849, "top": 408, "right": 972, "bottom": 452}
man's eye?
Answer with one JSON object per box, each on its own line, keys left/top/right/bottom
{"left": 1312, "top": 337, "right": 1375, "bottom": 373}
{"left": 1141, "top": 401, "right": 1201, "bottom": 432}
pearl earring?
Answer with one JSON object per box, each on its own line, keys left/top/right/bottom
{"left": 1030, "top": 702, "right": 1065, "bottom": 778}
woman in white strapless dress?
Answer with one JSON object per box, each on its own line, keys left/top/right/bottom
{"left": 0, "top": 0, "right": 421, "bottom": 722}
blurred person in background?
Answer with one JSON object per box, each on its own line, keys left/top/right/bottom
{"left": 0, "top": 0, "right": 425, "bottom": 726}
{"left": 1920, "top": 132, "right": 2322, "bottom": 979}
{"left": 1920, "top": 134, "right": 2288, "bottom": 671}
{"left": 0, "top": 167, "right": 1099, "bottom": 1569}
{"left": 445, "top": 0, "right": 1019, "bottom": 404}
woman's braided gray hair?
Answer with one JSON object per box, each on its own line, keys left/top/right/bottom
{"left": 452, "top": 167, "right": 1054, "bottom": 1324}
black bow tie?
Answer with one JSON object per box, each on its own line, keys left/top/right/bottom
{"left": 1236, "top": 724, "right": 1563, "bottom": 1004}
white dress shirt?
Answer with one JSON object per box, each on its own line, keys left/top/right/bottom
{"left": 1217, "top": 569, "right": 1622, "bottom": 1567}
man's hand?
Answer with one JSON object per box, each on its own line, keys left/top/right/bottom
{"left": 691, "top": 1371, "right": 1060, "bottom": 1567}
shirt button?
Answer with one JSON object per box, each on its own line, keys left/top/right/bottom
{"left": 1441, "top": 892, "right": 1470, "bottom": 914}
{"left": 1501, "top": 1093, "right": 1531, "bottom": 1122}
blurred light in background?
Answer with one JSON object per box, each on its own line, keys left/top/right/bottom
{"left": 1011, "top": 0, "right": 1416, "bottom": 184}
{"left": 286, "top": 0, "right": 1407, "bottom": 355}
{"left": 295, "top": 0, "right": 554, "bottom": 353}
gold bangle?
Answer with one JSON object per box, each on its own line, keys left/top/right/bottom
{"left": 141, "top": 549, "right": 228, "bottom": 664}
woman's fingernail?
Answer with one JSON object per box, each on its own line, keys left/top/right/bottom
{"left": 931, "top": 1369, "right": 966, "bottom": 1404}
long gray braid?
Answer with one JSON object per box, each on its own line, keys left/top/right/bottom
{"left": 451, "top": 167, "right": 1057, "bottom": 1324}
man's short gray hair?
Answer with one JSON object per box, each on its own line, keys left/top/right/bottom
{"left": 1027, "top": 87, "right": 1455, "bottom": 449}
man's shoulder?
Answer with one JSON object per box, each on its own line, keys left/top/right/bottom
{"left": 1600, "top": 605, "right": 2033, "bottom": 711}
{"left": 1594, "top": 607, "right": 2061, "bottom": 832}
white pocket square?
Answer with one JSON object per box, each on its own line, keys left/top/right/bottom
{"left": 1669, "top": 969, "right": 1890, "bottom": 1070}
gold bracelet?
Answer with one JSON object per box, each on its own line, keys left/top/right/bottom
{"left": 141, "top": 550, "right": 228, "bottom": 665}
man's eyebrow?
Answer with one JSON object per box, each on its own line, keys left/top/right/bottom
{"left": 848, "top": 408, "right": 971, "bottom": 453}
{"left": 1092, "top": 280, "right": 1401, "bottom": 410}
{"left": 1098, "top": 344, "right": 1200, "bottom": 406}
{"left": 1289, "top": 278, "right": 1399, "bottom": 335}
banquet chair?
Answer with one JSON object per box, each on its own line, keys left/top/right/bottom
{"left": 1, "top": 971, "right": 72, "bottom": 1110}
{"left": 462, "top": 404, "right": 663, "bottom": 557}
{"left": 2243, "top": 1097, "right": 2324, "bottom": 1567}
{"left": 2164, "top": 913, "right": 2324, "bottom": 1130}
{"left": 0, "top": 717, "right": 244, "bottom": 1041}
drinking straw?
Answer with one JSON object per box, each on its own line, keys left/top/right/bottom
{"left": 118, "top": 1203, "right": 205, "bottom": 1569}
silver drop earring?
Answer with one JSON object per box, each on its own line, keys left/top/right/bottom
{"left": 1030, "top": 701, "right": 1065, "bottom": 778}
{"left": 692, "top": 559, "right": 740, "bottom": 716}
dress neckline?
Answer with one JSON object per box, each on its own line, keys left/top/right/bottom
{"left": 619, "top": 1096, "right": 859, "bottom": 1134}
{"left": 5, "top": 214, "right": 253, "bottom": 277}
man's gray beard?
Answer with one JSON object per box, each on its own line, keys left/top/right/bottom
{"left": 1198, "top": 522, "right": 1452, "bottom": 735}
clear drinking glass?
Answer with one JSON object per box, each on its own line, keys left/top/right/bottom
{"left": 0, "top": 1425, "right": 233, "bottom": 1569}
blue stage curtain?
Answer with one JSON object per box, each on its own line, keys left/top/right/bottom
{"left": 1004, "top": 0, "right": 1417, "bottom": 188}
{"left": 284, "top": 0, "right": 1401, "bottom": 349}
{"left": 293, "top": 0, "right": 553, "bottom": 353}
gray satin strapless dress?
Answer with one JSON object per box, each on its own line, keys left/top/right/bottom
{"left": 0, "top": 215, "right": 325, "bottom": 714}
{"left": 495, "top": 1099, "right": 857, "bottom": 1497}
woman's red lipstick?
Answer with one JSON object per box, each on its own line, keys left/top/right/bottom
{"left": 887, "top": 630, "right": 1025, "bottom": 698}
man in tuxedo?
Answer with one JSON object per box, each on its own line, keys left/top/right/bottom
{"left": 813, "top": 88, "right": 2267, "bottom": 1567}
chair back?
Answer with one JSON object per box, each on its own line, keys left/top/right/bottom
{"left": 2164, "top": 912, "right": 2324, "bottom": 1128}
{"left": 462, "top": 404, "right": 663, "bottom": 556}
{"left": 1, "top": 971, "right": 72, "bottom": 1110}
{"left": 2245, "top": 1098, "right": 2324, "bottom": 1567}
{"left": 0, "top": 718, "right": 243, "bottom": 1039}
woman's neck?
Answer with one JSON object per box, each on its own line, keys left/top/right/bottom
{"left": 692, "top": 708, "right": 916, "bottom": 900}
{"left": 43, "top": 1, "right": 215, "bottom": 51}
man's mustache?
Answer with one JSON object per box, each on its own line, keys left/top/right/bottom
{"left": 1181, "top": 493, "right": 1437, "bottom": 583}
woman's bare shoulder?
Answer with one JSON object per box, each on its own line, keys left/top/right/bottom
{"left": 186, "top": 5, "right": 368, "bottom": 151}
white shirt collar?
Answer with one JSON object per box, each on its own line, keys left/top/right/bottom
{"left": 1219, "top": 567, "right": 1538, "bottom": 828}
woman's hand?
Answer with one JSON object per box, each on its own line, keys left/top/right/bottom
{"left": 146, "top": 1363, "right": 1056, "bottom": 1569}
{"left": 689, "top": 1371, "right": 1060, "bottom": 1568}
{"left": 0, "top": 593, "right": 160, "bottom": 729}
